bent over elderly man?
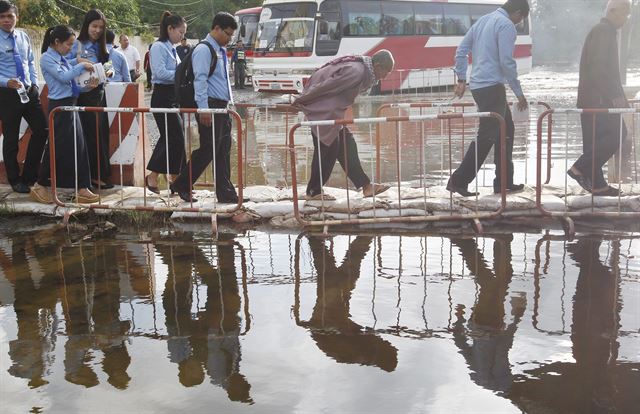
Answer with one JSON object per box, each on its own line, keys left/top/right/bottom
{"left": 292, "top": 50, "right": 394, "bottom": 200}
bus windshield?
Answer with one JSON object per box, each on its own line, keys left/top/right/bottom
{"left": 256, "top": 2, "right": 317, "bottom": 53}
{"left": 234, "top": 13, "right": 260, "bottom": 47}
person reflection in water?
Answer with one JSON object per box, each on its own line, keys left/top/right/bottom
{"left": 159, "top": 235, "right": 252, "bottom": 403}
{"left": 450, "top": 235, "right": 526, "bottom": 395}
{"left": 511, "top": 238, "right": 625, "bottom": 413}
{"left": 299, "top": 236, "right": 398, "bottom": 372}
{"left": 5, "top": 232, "right": 60, "bottom": 388}
{"left": 61, "top": 243, "right": 131, "bottom": 389}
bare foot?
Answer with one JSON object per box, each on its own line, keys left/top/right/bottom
{"left": 362, "top": 183, "right": 390, "bottom": 198}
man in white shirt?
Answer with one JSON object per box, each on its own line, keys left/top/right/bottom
{"left": 119, "top": 34, "right": 141, "bottom": 81}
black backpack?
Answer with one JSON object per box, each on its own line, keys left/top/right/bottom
{"left": 175, "top": 41, "right": 218, "bottom": 108}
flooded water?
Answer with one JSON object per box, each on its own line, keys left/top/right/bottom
{"left": 0, "top": 224, "right": 639, "bottom": 413}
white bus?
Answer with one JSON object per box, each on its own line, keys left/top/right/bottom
{"left": 251, "top": 0, "right": 532, "bottom": 94}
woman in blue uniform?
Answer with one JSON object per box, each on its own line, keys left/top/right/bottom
{"left": 70, "top": 9, "right": 113, "bottom": 190}
{"left": 145, "top": 11, "right": 187, "bottom": 194}
{"left": 30, "top": 25, "right": 99, "bottom": 204}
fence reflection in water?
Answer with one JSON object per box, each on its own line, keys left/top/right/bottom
{"left": 0, "top": 230, "right": 639, "bottom": 411}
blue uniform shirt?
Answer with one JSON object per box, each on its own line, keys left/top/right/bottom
{"left": 150, "top": 40, "right": 180, "bottom": 85}
{"left": 193, "top": 34, "right": 231, "bottom": 108}
{"left": 68, "top": 40, "right": 104, "bottom": 92}
{"left": 40, "top": 47, "right": 87, "bottom": 100}
{"left": 454, "top": 8, "right": 523, "bottom": 97}
{"left": 0, "top": 28, "right": 37, "bottom": 88}
{"left": 107, "top": 45, "right": 131, "bottom": 82}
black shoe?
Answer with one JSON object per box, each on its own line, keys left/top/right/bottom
{"left": 592, "top": 186, "right": 623, "bottom": 197}
{"left": 92, "top": 180, "right": 114, "bottom": 190}
{"left": 170, "top": 183, "right": 197, "bottom": 203}
{"left": 12, "top": 182, "right": 30, "bottom": 194}
{"left": 567, "top": 169, "right": 592, "bottom": 192}
{"left": 446, "top": 180, "right": 478, "bottom": 197}
{"left": 494, "top": 184, "right": 525, "bottom": 194}
{"left": 217, "top": 195, "right": 249, "bottom": 204}
{"left": 145, "top": 175, "right": 160, "bottom": 194}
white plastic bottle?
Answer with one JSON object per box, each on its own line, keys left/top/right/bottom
{"left": 16, "top": 83, "right": 29, "bottom": 104}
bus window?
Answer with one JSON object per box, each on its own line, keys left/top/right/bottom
{"left": 469, "top": 4, "right": 497, "bottom": 26}
{"left": 317, "top": 0, "right": 342, "bottom": 55}
{"left": 342, "top": 1, "right": 382, "bottom": 36}
{"left": 443, "top": 4, "right": 471, "bottom": 35}
{"left": 380, "top": 2, "right": 413, "bottom": 35}
{"left": 414, "top": 2, "right": 443, "bottom": 35}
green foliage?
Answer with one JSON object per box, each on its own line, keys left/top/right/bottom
{"left": 18, "top": 0, "right": 262, "bottom": 38}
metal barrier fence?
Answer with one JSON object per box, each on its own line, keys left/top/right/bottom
{"left": 288, "top": 111, "right": 508, "bottom": 230}
{"left": 48, "top": 106, "right": 244, "bottom": 214}
{"left": 535, "top": 107, "right": 640, "bottom": 226}
{"left": 374, "top": 100, "right": 553, "bottom": 186}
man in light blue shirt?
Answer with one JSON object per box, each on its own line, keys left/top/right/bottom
{"left": 448, "top": 0, "right": 529, "bottom": 197}
{"left": 0, "top": 0, "right": 47, "bottom": 193}
{"left": 171, "top": 12, "right": 243, "bottom": 204}
{"left": 105, "top": 30, "right": 131, "bottom": 82}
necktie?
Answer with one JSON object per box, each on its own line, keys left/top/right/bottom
{"left": 62, "top": 56, "right": 80, "bottom": 97}
{"left": 171, "top": 47, "right": 177, "bottom": 62}
{"left": 10, "top": 33, "right": 26, "bottom": 84}
{"left": 220, "top": 47, "right": 234, "bottom": 105}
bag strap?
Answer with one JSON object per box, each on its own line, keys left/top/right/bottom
{"left": 194, "top": 41, "right": 218, "bottom": 78}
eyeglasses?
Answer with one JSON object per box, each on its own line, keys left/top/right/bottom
{"left": 223, "top": 29, "right": 234, "bottom": 38}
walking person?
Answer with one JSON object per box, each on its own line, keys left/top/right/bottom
{"left": 31, "top": 25, "right": 99, "bottom": 204}
{"left": 292, "top": 51, "right": 395, "bottom": 200}
{"left": 447, "top": 0, "right": 530, "bottom": 197}
{"left": 0, "top": 0, "right": 47, "bottom": 193}
{"left": 176, "top": 37, "right": 191, "bottom": 61}
{"left": 231, "top": 40, "right": 246, "bottom": 89}
{"left": 170, "top": 12, "right": 242, "bottom": 203}
{"left": 105, "top": 29, "right": 130, "bottom": 82}
{"left": 568, "top": 0, "right": 632, "bottom": 196}
{"left": 70, "top": 9, "right": 113, "bottom": 189}
{"left": 145, "top": 11, "right": 187, "bottom": 194}
{"left": 143, "top": 44, "right": 152, "bottom": 90}
{"left": 119, "top": 34, "right": 141, "bottom": 81}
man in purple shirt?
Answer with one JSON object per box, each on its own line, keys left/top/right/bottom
{"left": 293, "top": 50, "right": 394, "bottom": 200}
{"left": 448, "top": 0, "right": 530, "bottom": 197}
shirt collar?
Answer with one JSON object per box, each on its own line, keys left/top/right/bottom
{"left": 498, "top": 8, "right": 510, "bottom": 17}
{"left": 362, "top": 56, "right": 374, "bottom": 79}
{"left": 1, "top": 29, "right": 15, "bottom": 40}
{"left": 206, "top": 34, "right": 223, "bottom": 51}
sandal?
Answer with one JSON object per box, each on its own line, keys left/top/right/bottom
{"left": 567, "top": 169, "right": 592, "bottom": 192}
{"left": 145, "top": 175, "right": 160, "bottom": 194}
{"left": 305, "top": 193, "right": 336, "bottom": 201}
{"left": 363, "top": 183, "right": 390, "bottom": 198}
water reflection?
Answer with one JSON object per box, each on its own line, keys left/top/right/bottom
{"left": 450, "top": 235, "right": 524, "bottom": 395}
{"left": 0, "top": 228, "right": 639, "bottom": 412}
{"left": 296, "top": 236, "right": 398, "bottom": 372}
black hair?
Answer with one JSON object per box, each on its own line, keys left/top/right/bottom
{"left": 502, "top": 0, "right": 530, "bottom": 18}
{"left": 41, "top": 25, "right": 75, "bottom": 54}
{"left": 78, "top": 9, "right": 108, "bottom": 64}
{"left": 0, "top": 0, "right": 17, "bottom": 15}
{"left": 106, "top": 29, "right": 115, "bottom": 44}
{"left": 211, "top": 12, "right": 237, "bottom": 31}
{"left": 159, "top": 11, "right": 186, "bottom": 42}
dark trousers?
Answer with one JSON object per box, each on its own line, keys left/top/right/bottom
{"left": 129, "top": 70, "right": 139, "bottom": 82}
{"left": 173, "top": 98, "right": 237, "bottom": 200}
{"left": 574, "top": 113, "right": 627, "bottom": 189}
{"left": 145, "top": 69, "right": 152, "bottom": 89}
{"left": 77, "top": 86, "right": 111, "bottom": 181}
{"left": 0, "top": 87, "right": 48, "bottom": 185}
{"left": 38, "top": 97, "right": 91, "bottom": 189}
{"left": 306, "top": 127, "right": 370, "bottom": 197}
{"left": 234, "top": 62, "right": 246, "bottom": 88}
{"left": 450, "top": 84, "right": 515, "bottom": 190}
{"left": 147, "top": 85, "right": 186, "bottom": 175}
